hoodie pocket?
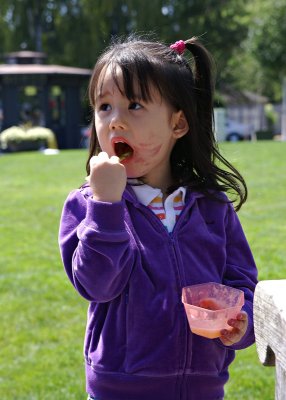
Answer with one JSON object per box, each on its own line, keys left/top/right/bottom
{"left": 189, "top": 334, "right": 231, "bottom": 374}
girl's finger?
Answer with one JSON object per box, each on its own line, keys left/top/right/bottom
{"left": 97, "top": 151, "right": 109, "bottom": 160}
{"left": 220, "top": 328, "right": 242, "bottom": 345}
{"left": 110, "top": 155, "right": 120, "bottom": 163}
{"left": 89, "top": 155, "right": 98, "bottom": 167}
{"left": 220, "top": 330, "right": 235, "bottom": 346}
{"left": 89, "top": 156, "right": 98, "bottom": 168}
{"left": 236, "top": 311, "right": 247, "bottom": 321}
{"left": 228, "top": 319, "right": 245, "bottom": 330}
{"left": 220, "top": 337, "right": 234, "bottom": 346}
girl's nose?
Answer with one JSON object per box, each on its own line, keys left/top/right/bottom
{"left": 109, "top": 111, "right": 127, "bottom": 131}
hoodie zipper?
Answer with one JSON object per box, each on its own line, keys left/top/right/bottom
{"left": 169, "top": 231, "right": 192, "bottom": 380}
{"left": 168, "top": 202, "right": 196, "bottom": 398}
{"left": 130, "top": 195, "right": 195, "bottom": 387}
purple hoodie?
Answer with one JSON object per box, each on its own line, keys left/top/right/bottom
{"left": 59, "top": 184, "right": 257, "bottom": 400}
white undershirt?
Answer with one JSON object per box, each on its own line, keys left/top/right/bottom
{"left": 131, "top": 183, "right": 186, "bottom": 232}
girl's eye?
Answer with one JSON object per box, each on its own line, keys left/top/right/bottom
{"left": 98, "top": 103, "right": 111, "bottom": 111}
{"left": 129, "top": 102, "right": 142, "bottom": 110}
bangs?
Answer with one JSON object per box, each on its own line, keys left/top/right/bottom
{"left": 89, "top": 38, "right": 188, "bottom": 110}
{"left": 118, "top": 54, "right": 162, "bottom": 102}
{"left": 94, "top": 51, "right": 163, "bottom": 104}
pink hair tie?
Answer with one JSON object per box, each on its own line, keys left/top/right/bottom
{"left": 170, "top": 40, "right": 185, "bottom": 55}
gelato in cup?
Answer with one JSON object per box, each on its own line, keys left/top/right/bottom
{"left": 182, "top": 282, "right": 244, "bottom": 339}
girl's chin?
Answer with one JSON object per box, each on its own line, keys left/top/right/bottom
{"left": 124, "top": 160, "right": 152, "bottom": 180}
{"left": 126, "top": 169, "right": 145, "bottom": 180}
{"left": 126, "top": 172, "right": 141, "bottom": 179}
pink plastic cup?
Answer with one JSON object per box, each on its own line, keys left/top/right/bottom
{"left": 182, "top": 282, "right": 244, "bottom": 339}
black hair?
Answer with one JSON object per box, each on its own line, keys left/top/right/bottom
{"left": 86, "top": 34, "right": 247, "bottom": 210}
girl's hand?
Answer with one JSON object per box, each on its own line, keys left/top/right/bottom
{"left": 89, "top": 152, "right": 127, "bottom": 203}
{"left": 219, "top": 311, "right": 248, "bottom": 346}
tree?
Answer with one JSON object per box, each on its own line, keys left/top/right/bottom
{"left": 0, "top": 0, "right": 250, "bottom": 68}
{"left": 1, "top": 0, "right": 283, "bottom": 101}
{"left": 160, "top": 0, "right": 250, "bottom": 83}
{"left": 249, "top": 0, "right": 286, "bottom": 100}
{"left": 0, "top": 0, "right": 53, "bottom": 52}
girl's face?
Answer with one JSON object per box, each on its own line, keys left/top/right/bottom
{"left": 93, "top": 65, "right": 188, "bottom": 190}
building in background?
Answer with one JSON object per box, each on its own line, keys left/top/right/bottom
{"left": 0, "top": 51, "right": 91, "bottom": 149}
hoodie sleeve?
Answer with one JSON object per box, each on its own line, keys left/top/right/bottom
{"left": 222, "top": 202, "right": 258, "bottom": 350}
{"left": 58, "top": 189, "right": 136, "bottom": 302}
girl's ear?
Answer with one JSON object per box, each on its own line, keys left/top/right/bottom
{"left": 172, "top": 110, "right": 189, "bottom": 138}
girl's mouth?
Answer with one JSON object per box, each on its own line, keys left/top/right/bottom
{"left": 113, "top": 141, "right": 134, "bottom": 161}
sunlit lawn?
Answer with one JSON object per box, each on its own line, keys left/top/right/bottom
{"left": 0, "top": 141, "right": 285, "bottom": 399}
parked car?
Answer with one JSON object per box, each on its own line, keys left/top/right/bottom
{"left": 214, "top": 108, "right": 253, "bottom": 142}
{"left": 225, "top": 119, "right": 252, "bottom": 141}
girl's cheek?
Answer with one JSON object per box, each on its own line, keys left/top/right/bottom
{"left": 136, "top": 143, "right": 162, "bottom": 156}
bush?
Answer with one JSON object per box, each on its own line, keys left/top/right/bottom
{"left": 256, "top": 130, "right": 273, "bottom": 140}
{"left": 0, "top": 126, "right": 58, "bottom": 151}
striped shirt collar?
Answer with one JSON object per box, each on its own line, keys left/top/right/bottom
{"left": 129, "top": 180, "right": 186, "bottom": 206}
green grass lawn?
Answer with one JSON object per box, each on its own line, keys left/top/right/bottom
{"left": 0, "top": 141, "right": 285, "bottom": 399}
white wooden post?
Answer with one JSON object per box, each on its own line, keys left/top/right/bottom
{"left": 254, "top": 280, "right": 286, "bottom": 399}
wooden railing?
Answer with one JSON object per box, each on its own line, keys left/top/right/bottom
{"left": 254, "top": 280, "right": 286, "bottom": 400}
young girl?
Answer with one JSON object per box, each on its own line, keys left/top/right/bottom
{"left": 59, "top": 35, "right": 257, "bottom": 400}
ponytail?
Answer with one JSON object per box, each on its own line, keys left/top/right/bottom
{"left": 170, "top": 37, "right": 247, "bottom": 210}
{"left": 185, "top": 38, "right": 215, "bottom": 126}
